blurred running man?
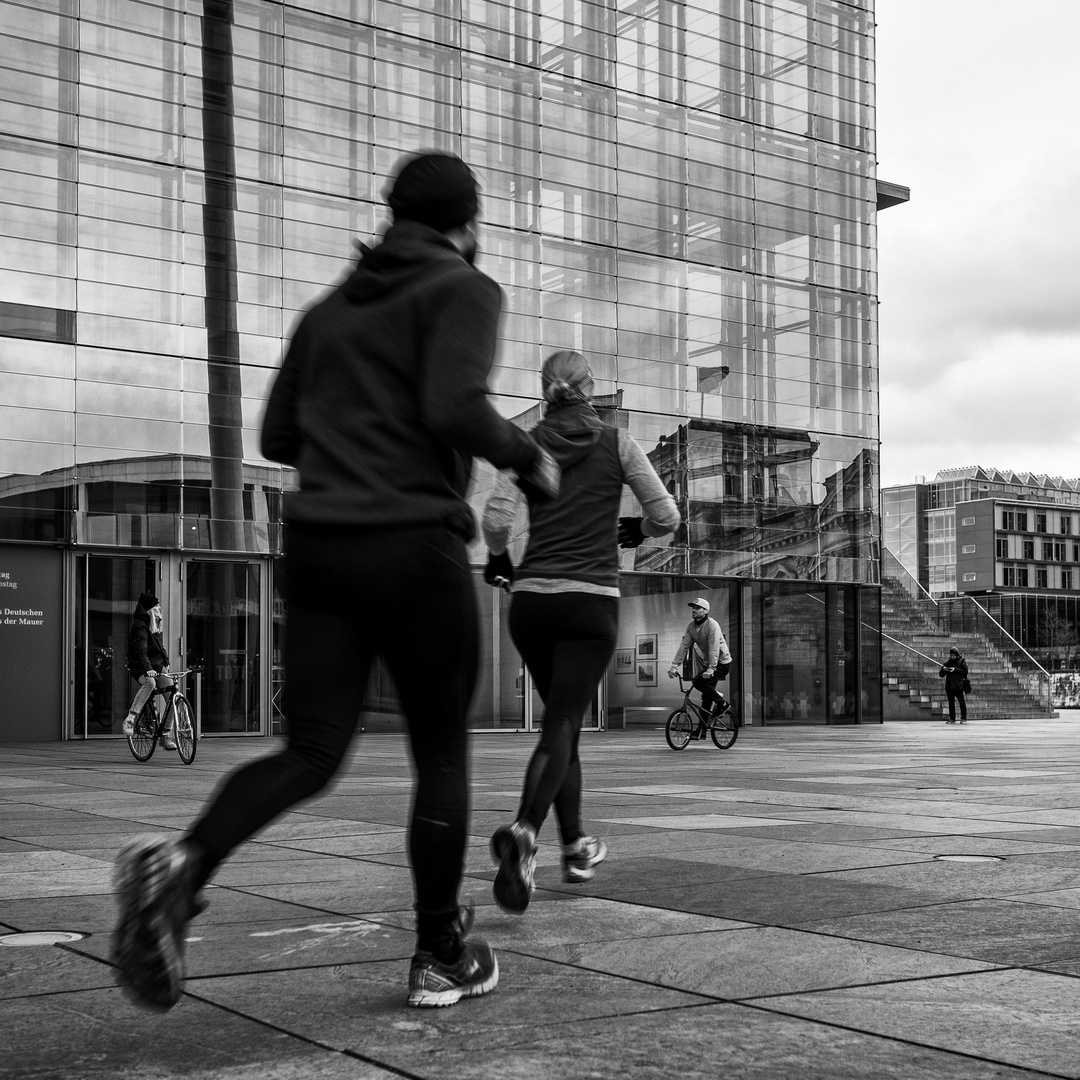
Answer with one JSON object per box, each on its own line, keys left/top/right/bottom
{"left": 111, "top": 152, "right": 559, "bottom": 1011}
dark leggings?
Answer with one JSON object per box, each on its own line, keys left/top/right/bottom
{"left": 509, "top": 591, "right": 618, "bottom": 845}
{"left": 186, "top": 524, "right": 478, "bottom": 943}
{"left": 946, "top": 687, "right": 967, "bottom": 720}
{"left": 692, "top": 662, "right": 731, "bottom": 717}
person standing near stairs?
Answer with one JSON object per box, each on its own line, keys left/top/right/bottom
{"left": 939, "top": 646, "right": 969, "bottom": 724}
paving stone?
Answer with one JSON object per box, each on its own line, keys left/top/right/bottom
{"left": 796, "top": 897, "right": 1080, "bottom": 965}
{"left": 762, "top": 968, "right": 1080, "bottom": 1078}
{"left": 1, "top": 986, "right": 396, "bottom": 1079}
{"left": 5, "top": 718, "right": 1080, "bottom": 1078}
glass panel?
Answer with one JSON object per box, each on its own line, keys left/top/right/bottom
{"left": 474, "top": 579, "right": 526, "bottom": 730}
{"left": 271, "top": 556, "right": 285, "bottom": 735}
{"left": 762, "top": 581, "right": 826, "bottom": 723}
{"left": 82, "top": 554, "right": 158, "bottom": 736}
{"left": 185, "top": 561, "right": 261, "bottom": 734}
{"left": 610, "top": 576, "right": 740, "bottom": 729}
{"left": 860, "top": 584, "right": 882, "bottom": 722}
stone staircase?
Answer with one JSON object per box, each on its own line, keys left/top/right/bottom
{"left": 881, "top": 575, "right": 1052, "bottom": 720}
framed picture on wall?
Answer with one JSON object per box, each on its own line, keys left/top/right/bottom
{"left": 636, "top": 633, "right": 657, "bottom": 659}
{"left": 636, "top": 660, "right": 657, "bottom": 687}
{"left": 614, "top": 648, "right": 634, "bottom": 674}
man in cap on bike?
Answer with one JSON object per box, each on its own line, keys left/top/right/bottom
{"left": 668, "top": 598, "right": 732, "bottom": 739}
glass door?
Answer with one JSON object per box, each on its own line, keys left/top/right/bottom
{"left": 75, "top": 555, "right": 161, "bottom": 738}
{"left": 184, "top": 560, "right": 262, "bottom": 734}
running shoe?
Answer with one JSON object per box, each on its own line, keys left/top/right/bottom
{"left": 562, "top": 836, "right": 607, "bottom": 883}
{"left": 490, "top": 822, "right": 536, "bottom": 913}
{"left": 407, "top": 939, "right": 499, "bottom": 1008}
{"left": 111, "top": 835, "right": 202, "bottom": 1011}
{"left": 160, "top": 732, "right": 177, "bottom": 751}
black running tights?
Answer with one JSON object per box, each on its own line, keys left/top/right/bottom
{"left": 185, "top": 524, "right": 477, "bottom": 942}
{"left": 508, "top": 591, "right": 618, "bottom": 844}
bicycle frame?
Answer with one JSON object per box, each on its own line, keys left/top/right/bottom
{"left": 127, "top": 670, "right": 197, "bottom": 764}
{"left": 671, "top": 674, "right": 728, "bottom": 723}
{"left": 665, "top": 674, "right": 738, "bottom": 751}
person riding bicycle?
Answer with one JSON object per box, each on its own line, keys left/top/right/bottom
{"left": 667, "top": 598, "right": 731, "bottom": 740}
{"left": 122, "top": 592, "right": 175, "bottom": 749}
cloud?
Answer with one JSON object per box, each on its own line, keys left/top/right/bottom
{"left": 880, "top": 333, "right": 1080, "bottom": 484}
{"left": 874, "top": 0, "right": 1080, "bottom": 485}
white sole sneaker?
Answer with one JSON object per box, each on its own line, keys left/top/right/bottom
{"left": 563, "top": 836, "right": 608, "bottom": 883}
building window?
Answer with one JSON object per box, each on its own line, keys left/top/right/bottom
{"left": 1037, "top": 567, "right": 1048, "bottom": 588}
{"left": 1055, "top": 542, "right": 1067, "bottom": 562}
{"left": 1064, "top": 570, "right": 1073, "bottom": 591}
{"left": 1036, "top": 513, "right": 1047, "bottom": 532}
{"left": 961, "top": 544, "right": 975, "bottom": 554}
{"left": 996, "top": 538, "right": 1008, "bottom": 559}
{"left": 962, "top": 572, "right": 977, "bottom": 582}
{"left": 1075, "top": 544, "right": 1080, "bottom": 563}
{"left": 1018, "top": 567, "right": 1029, "bottom": 587}
{"left": 961, "top": 516, "right": 975, "bottom": 527}
{"left": 1003, "top": 565, "right": 1016, "bottom": 587}
{"left": 1023, "top": 540, "right": 1035, "bottom": 560}
{"left": 1017, "top": 512, "right": 1029, "bottom": 531}
{"left": 1063, "top": 518, "right": 1073, "bottom": 535}
{"left": 1043, "top": 541, "right": 1054, "bottom": 561}
{"left": 1002, "top": 510, "right": 1015, "bottom": 530}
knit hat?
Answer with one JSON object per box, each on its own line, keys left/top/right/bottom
{"left": 137, "top": 592, "right": 159, "bottom": 610}
{"left": 541, "top": 350, "right": 594, "bottom": 407}
{"left": 385, "top": 152, "right": 479, "bottom": 232}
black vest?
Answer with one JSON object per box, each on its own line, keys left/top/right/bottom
{"left": 518, "top": 425, "right": 623, "bottom": 589}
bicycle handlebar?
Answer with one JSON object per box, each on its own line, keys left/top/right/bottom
{"left": 152, "top": 670, "right": 191, "bottom": 691}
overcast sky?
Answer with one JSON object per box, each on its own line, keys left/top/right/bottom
{"left": 874, "top": 0, "right": 1080, "bottom": 487}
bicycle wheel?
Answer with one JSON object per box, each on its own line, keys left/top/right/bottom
{"left": 173, "top": 694, "right": 197, "bottom": 764}
{"left": 665, "top": 708, "right": 693, "bottom": 750}
{"left": 710, "top": 706, "right": 739, "bottom": 749}
{"left": 127, "top": 701, "right": 157, "bottom": 762}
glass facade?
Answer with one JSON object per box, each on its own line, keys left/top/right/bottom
{"left": 0, "top": 0, "right": 883, "bottom": 738}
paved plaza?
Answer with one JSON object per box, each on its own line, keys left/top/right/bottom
{"left": 4, "top": 716, "right": 1080, "bottom": 1078}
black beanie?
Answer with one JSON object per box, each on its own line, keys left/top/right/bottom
{"left": 386, "top": 153, "right": 479, "bottom": 232}
{"left": 137, "top": 592, "right": 159, "bottom": 610}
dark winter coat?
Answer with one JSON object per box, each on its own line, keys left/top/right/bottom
{"left": 939, "top": 655, "right": 968, "bottom": 693}
{"left": 261, "top": 219, "right": 540, "bottom": 540}
{"left": 127, "top": 609, "right": 169, "bottom": 678}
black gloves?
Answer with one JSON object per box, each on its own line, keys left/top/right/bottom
{"left": 484, "top": 550, "right": 514, "bottom": 589}
{"left": 618, "top": 516, "right": 646, "bottom": 548}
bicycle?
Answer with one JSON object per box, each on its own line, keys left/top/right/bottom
{"left": 665, "top": 674, "right": 739, "bottom": 751}
{"left": 126, "top": 670, "right": 197, "bottom": 765}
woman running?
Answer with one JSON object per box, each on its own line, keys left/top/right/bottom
{"left": 482, "top": 350, "right": 680, "bottom": 912}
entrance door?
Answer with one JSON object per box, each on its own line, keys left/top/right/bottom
{"left": 184, "top": 560, "right": 262, "bottom": 734}
{"left": 74, "top": 554, "right": 161, "bottom": 738}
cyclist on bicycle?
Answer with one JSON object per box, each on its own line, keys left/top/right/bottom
{"left": 122, "top": 592, "right": 175, "bottom": 749}
{"left": 668, "top": 598, "right": 731, "bottom": 739}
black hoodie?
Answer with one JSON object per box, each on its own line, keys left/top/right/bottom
{"left": 261, "top": 220, "right": 540, "bottom": 539}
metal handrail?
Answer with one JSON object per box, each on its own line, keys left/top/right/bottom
{"left": 959, "top": 596, "right": 1051, "bottom": 677}
{"left": 882, "top": 548, "right": 938, "bottom": 604}
{"left": 880, "top": 548, "right": 1052, "bottom": 712}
